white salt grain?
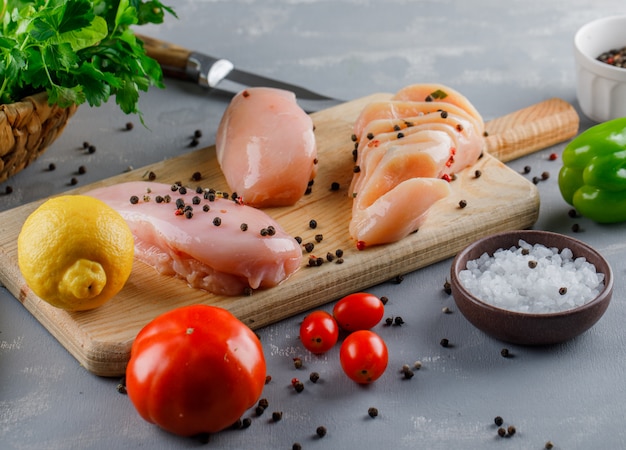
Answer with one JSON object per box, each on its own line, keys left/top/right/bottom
{"left": 458, "top": 240, "right": 605, "bottom": 313}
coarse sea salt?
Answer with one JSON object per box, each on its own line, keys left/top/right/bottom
{"left": 458, "top": 239, "right": 605, "bottom": 314}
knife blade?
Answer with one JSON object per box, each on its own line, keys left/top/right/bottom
{"left": 137, "top": 35, "right": 344, "bottom": 112}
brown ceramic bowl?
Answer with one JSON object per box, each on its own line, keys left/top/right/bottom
{"left": 450, "top": 230, "right": 613, "bottom": 345}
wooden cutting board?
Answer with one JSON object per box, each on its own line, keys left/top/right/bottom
{"left": 0, "top": 94, "right": 579, "bottom": 376}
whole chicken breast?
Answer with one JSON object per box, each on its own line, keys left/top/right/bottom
{"left": 216, "top": 87, "right": 317, "bottom": 208}
{"left": 87, "top": 181, "right": 302, "bottom": 296}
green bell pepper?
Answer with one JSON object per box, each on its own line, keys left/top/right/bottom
{"left": 558, "top": 117, "right": 626, "bottom": 223}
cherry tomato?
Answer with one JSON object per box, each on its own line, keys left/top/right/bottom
{"left": 299, "top": 310, "right": 339, "bottom": 354}
{"left": 339, "top": 330, "right": 388, "bottom": 384}
{"left": 125, "top": 305, "right": 266, "bottom": 437}
{"left": 333, "top": 292, "right": 385, "bottom": 332}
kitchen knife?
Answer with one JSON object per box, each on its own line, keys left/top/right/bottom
{"left": 137, "top": 35, "right": 344, "bottom": 112}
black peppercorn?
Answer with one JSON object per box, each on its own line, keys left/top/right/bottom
{"left": 316, "top": 426, "right": 327, "bottom": 438}
{"left": 494, "top": 416, "right": 504, "bottom": 426}
{"left": 368, "top": 407, "right": 379, "bottom": 418}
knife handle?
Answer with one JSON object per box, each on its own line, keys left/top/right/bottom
{"left": 137, "top": 34, "right": 193, "bottom": 80}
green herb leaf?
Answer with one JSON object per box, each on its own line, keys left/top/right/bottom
{"left": 0, "top": 0, "right": 176, "bottom": 120}
{"left": 429, "top": 89, "right": 448, "bottom": 100}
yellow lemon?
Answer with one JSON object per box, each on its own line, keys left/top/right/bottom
{"left": 17, "top": 195, "right": 134, "bottom": 311}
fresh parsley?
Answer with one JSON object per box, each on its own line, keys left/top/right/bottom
{"left": 0, "top": 0, "right": 176, "bottom": 118}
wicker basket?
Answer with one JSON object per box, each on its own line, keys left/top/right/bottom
{"left": 0, "top": 92, "right": 78, "bottom": 183}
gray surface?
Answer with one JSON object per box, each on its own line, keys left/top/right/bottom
{"left": 1, "top": 1, "right": 625, "bottom": 449}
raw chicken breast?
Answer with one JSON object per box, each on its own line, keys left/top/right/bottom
{"left": 87, "top": 181, "right": 302, "bottom": 296}
{"left": 349, "top": 178, "right": 452, "bottom": 247}
{"left": 216, "top": 87, "right": 317, "bottom": 208}
{"left": 350, "top": 84, "right": 485, "bottom": 248}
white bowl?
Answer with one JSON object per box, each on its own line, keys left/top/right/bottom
{"left": 574, "top": 15, "right": 626, "bottom": 122}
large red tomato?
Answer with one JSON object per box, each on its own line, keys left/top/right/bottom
{"left": 125, "top": 304, "right": 266, "bottom": 437}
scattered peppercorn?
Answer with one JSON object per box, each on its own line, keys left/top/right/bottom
{"left": 326, "top": 252, "right": 335, "bottom": 262}
{"left": 179, "top": 186, "right": 187, "bottom": 195}
{"left": 316, "top": 426, "right": 327, "bottom": 438}
{"left": 70, "top": 177, "right": 78, "bottom": 185}
{"left": 413, "top": 361, "right": 422, "bottom": 370}
{"left": 548, "top": 152, "right": 558, "bottom": 161}
{"left": 507, "top": 425, "right": 516, "bottom": 436}
{"left": 189, "top": 138, "right": 199, "bottom": 147}
{"left": 148, "top": 171, "right": 156, "bottom": 181}
{"left": 309, "top": 372, "right": 320, "bottom": 383}
{"left": 572, "top": 223, "right": 581, "bottom": 233}
{"left": 440, "top": 338, "right": 450, "bottom": 348}
{"left": 497, "top": 427, "right": 506, "bottom": 437}
{"left": 545, "top": 441, "right": 554, "bottom": 449}
{"left": 293, "top": 380, "right": 304, "bottom": 393}
{"left": 368, "top": 407, "right": 379, "bottom": 418}
{"left": 272, "top": 411, "right": 283, "bottom": 422}
{"left": 213, "top": 217, "right": 222, "bottom": 226}
{"left": 443, "top": 280, "right": 452, "bottom": 295}
{"left": 76, "top": 165, "right": 86, "bottom": 175}
{"left": 191, "top": 171, "right": 202, "bottom": 181}
{"left": 500, "top": 348, "right": 510, "bottom": 358}
{"left": 48, "top": 163, "right": 56, "bottom": 171}
{"left": 192, "top": 196, "right": 201, "bottom": 205}
{"left": 293, "top": 357, "right": 303, "bottom": 369}
{"left": 255, "top": 405, "right": 266, "bottom": 416}
{"left": 309, "top": 219, "right": 318, "bottom": 229}
{"left": 4, "top": 185, "right": 13, "bottom": 194}
{"left": 394, "top": 316, "right": 405, "bottom": 326}
{"left": 392, "top": 274, "right": 404, "bottom": 284}
{"left": 532, "top": 176, "right": 541, "bottom": 184}
{"left": 87, "top": 144, "right": 96, "bottom": 154}
{"left": 385, "top": 317, "right": 394, "bottom": 326}
{"left": 258, "top": 398, "right": 269, "bottom": 409}
{"left": 559, "top": 287, "right": 568, "bottom": 295}
{"left": 442, "top": 306, "right": 452, "bottom": 314}
{"left": 125, "top": 122, "right": 134, "bottom": 131}
{"left": 265, "top": 375, "right": 272, "bottom": 384}
{"left": 380, "top": 296, "right": 388, "bottom": 305}
{"left": 304, "top": 242, "right": 315, "bottom": 253}
{"left": 330, "top": 181, "right": 340, "bottom": 191}
{"left": 541, "top": 171, "right": 550, "bottom": 180}
{"left": 335, "top": 258, "right": 344, "bottom": 264}
{"left": 528, "top": 260, "right": 538, "bottom": 269}
{"left": 335, "top": 249, "right": 344, "bottom": 258}
{"left": 474, "top": 169, "right": 482, "bottom": 178}
{"left": 521, "top": 248, "right": 530, "bottom": 255}
{"left": 522, "top": 165, "right": 531, "bottom": 174}
{"left": 568, "top": 208, "right": 578, "bottom": 218}
{"left": 494, "top": 416, "right": 504, "bottom": 426}
{"left": 401, "top": 365, "right": 414, "bottom": 379}
{"left": 458, "top": 199, "right": 467, "bottom": 208}
{"left": 194, "top": 129, "right": 203, "bottom": 138}
{"left": 116, "top": 377, "right": 127, "bottom": 394}
{"left": 292, "top": 443, "right": 302, "bottom": 450}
